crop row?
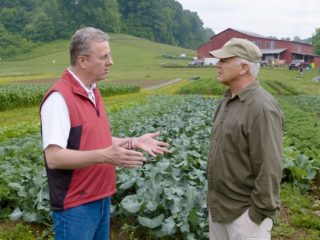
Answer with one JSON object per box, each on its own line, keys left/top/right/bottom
{"left": 0, "top": 95, "right": 318, "bottom": 239}
{"left": 264, "top": 80, "right": 302, "bottom": 96}
{"left": 0, "top": 122, "right": 40, "bottom": 142}
{"left": 292, "top": 95, "right": 320, "bottom": 117}
{"left": 279, "top": 96, "right": 320, "bottom": 162}
{"left": 0, "top": 82, "right": 139, "bottom": 111}
{"left": 0, "top": 95, "right": 217, "bottom": 239}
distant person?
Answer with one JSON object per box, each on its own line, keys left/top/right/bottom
{"left": 207, "top": 38, "right": 283, "bottom": 240}
{"left": 40, "top": 27, "right": 169, "bottom": 240}
{"left": 295, "top": 64, "right": 304, "bottom": 80}
{"left": 299, "top": 64, "right": 304, "bottom": 77}
{"left": 267, "top": 58, "right": 272, "bottom": 67}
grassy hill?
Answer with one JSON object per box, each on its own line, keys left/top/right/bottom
{"left": 1, "top": 33, "right": 320, "bottom": 95}
{"left": 0, "top": 34, "right": 215, "bottom": 84}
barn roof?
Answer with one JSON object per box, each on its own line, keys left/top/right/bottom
{"left": 291, "top": 51, "right": 320, "bottom": 57}
{"left": 261, "top": 48, "right": 287, "bottom": 54}
{"left": 232, "top": 28, "right": 266, "bottom": 38}
{"left": 224, "top": 28, "right": 312, "bottom": 46}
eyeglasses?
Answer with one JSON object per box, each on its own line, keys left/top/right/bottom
{"left": 81, "top": 53, "right": 112, "bottom": 62}
{"left": 98, "top": 54, "right": 112, "bottom": 62}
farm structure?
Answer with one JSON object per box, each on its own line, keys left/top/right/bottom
{"left": 197, "top": 28, "right": 320, "bottom": 67}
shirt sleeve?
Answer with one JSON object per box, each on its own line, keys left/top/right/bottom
{"left": 248, "top": 108, "right": 283, "bottom": 224}
{"left": 41, "top": 91, "right": 70, "bottom": 150}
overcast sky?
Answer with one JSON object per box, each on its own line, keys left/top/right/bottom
{"left": 177, "top": 0, "right": 320, "bottom": 40}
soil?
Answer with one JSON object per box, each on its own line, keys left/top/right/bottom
{"left": 0, "top": 219, "right": 131, "bottom": 239}
{"left": 110, "top": 220, "right": 131, "bottom": 240}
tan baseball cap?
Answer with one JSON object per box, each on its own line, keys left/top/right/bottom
{"left": 209, "top": 38, "right": 262, "bottom": 63}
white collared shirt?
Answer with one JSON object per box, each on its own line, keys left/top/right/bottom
{"left": 41, "top": 69, "right": 96, "bottom": 149}
{"left": 67, "top": 68, "right": 96, "bottom": 105}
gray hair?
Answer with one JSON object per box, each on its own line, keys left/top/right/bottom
{"left": 238, "top": 58, "right": 260, "bottom": 78}
{"left": 70, "top": 27, "right": 110, "bottom": 66}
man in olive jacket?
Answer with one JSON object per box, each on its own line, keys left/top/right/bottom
{"left": 207, "top": 38, "right": 283, "bottom": 240}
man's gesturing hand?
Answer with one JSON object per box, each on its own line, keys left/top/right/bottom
{"left": 99, "top": 145, "right": 146, "bottom": 168}
{"left": 132, "top": 132, "right": 170, "bottom": 157}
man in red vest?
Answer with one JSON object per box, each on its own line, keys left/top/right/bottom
{"left": 40, "top": 27, "right": 169, "bottom": 240}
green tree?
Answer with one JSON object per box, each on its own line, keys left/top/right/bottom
{"left": 0, "top": 23, "right": 35, "bottom": 59}
{"left": 119, "top": 0, "right": 156, "bottom": 40}
{"left": 0, "top": 0, "right": 39, "bottom": 10}
{"left": 312, "top": 28, "right": 320, "bottom": 55}
{"left": 57, "top": 0, "right": 121, "bottom": 33}
{"left": 0, "top": 7, "right": 29, "bottom": 34}
{"left": 0, "top": 0, "right": 216, "bottom": 53}
{"left": 118, "top": 0, "right": 211, "bottom": 49}
{"left": 293, "top": 36, "right": 301, "bottom": 42}
{"left": 23, "top": 12, "right": 55, "bottom": 42}
{"left": 42, "top": 0, "right": 71, "bottom": 39}
{"left": 104, "top": 0, "right": 121, "bottom": 33}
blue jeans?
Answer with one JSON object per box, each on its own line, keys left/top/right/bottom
{"left": 52, "top": 197, "right": 111, "bottom": 240}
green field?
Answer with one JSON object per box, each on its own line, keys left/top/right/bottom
{"left": 0, "top": 34, "right": 212, "bottom": 84}
{"left": 0, "top": 34, "right": 320, "bottom": 240}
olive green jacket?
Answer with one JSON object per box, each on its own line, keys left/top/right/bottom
{"left": 207, "top": 81, "right": 283, "bottom": 224}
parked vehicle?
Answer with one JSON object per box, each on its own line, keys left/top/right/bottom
{"left": 260, "top": 60, "right": 268, "bottom": 67}
{"left": 189, "top": 58, "right": 218, "bottom": 66}
{"left": 289, "top": 59, "right": 307, "bottom": 70}
{"left": 189, "top": 59, "right": 204, "bottom": 66}
{"left": 203, "top": 58, "right": 218, "bottom": 66}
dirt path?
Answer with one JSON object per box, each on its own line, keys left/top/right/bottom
{"left": 103, "top": 78, "right": 182, "bottom": 89}
{"left": 143, "top": 78, "right": 182, "bottom": 90}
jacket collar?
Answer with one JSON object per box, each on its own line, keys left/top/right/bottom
{"left": 224, "top": 80, "right": 260, "bottom": 102}
{"left": 67, "top": 68, "right": 96, "bottom": 92}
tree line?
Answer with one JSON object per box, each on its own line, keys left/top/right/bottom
{"left": 313, "top": 28, "right": 320, "bottom": 55}
{"left": 0, "top": 0, "right": 215, "bottom": 59}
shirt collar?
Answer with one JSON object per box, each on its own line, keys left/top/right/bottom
{"left": 67, "top": 68, "right": 96, "bottom": 93}
{"left": 224, "top": 81, "right": 260, "bottom": 102}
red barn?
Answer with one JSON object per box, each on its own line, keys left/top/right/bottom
{"left": 197, "top": 28, "right": 320, "bottom": 67}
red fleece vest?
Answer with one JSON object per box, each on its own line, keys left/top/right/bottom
{"left": 40, "top": 69, "right": 116, "bottom": 210}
